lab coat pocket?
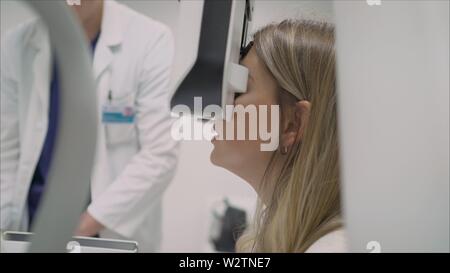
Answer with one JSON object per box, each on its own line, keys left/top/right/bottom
{"left": 105, "top": 123, "right": 136, "bottom": 147}
{"left": 103, "top": 91, "right": 137, "bottom": 147}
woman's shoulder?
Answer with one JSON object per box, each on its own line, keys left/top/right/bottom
{"left": 305, "top": 228, "right": 349, "bottom": 253}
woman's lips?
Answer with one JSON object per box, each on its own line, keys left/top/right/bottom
{"left": 211, "top": 123, "right": 218, "bottom": 142}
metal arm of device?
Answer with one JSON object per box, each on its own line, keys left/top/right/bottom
{"left": 21, "top": 0, "right": 98, "bottom": 253}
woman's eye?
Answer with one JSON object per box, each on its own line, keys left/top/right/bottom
{"left": 234, "top": 80, "right": 252, "bottom": 100}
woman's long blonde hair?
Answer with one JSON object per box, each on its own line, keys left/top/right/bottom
{"left": 236, "top": 19, "right": 342, "bottom": 252}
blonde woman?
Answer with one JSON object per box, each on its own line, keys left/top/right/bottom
{"left": 210, "top": 19, "right": 348, "bottom": 252}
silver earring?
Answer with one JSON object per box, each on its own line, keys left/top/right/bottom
{"left": 281, "top": 146, "right": 288, "bottom": 155}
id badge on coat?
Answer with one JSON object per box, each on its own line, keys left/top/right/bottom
{"left": 102, "top": 104, "right": 136, "bottom": 124}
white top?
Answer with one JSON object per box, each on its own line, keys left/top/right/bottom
{"left": 305, "top": 229, "right": 349, "bottom": 253}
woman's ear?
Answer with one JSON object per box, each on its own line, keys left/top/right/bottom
{"left": 281, "top": 100, "right": 311, "bottom": 150}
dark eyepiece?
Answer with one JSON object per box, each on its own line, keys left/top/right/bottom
{"left": 240, "top": 41, "right": 254, "bottom": 61}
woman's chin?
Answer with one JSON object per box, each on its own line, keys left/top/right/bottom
{"left": 210, "top": 147, "right": 222, "bottom": 167}
{"left": 210, "top": 145, "right": 232, "bottom": 169}
{"left": 210, "top": 141, "right": 244, "bottom": 171}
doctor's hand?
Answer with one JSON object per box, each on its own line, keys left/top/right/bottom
{"left": 75, "top": 212, "right": 105, "bottom": 237}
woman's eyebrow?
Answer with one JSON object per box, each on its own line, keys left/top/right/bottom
{"left": 248, "top": 71, "right": 255, "bottom": 82}
{"left": 240, "top": 61, "right": 254, "bottom": 82}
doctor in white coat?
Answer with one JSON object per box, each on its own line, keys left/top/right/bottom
{"left": 1, "top": 0, "right": 179, "bottom": 252}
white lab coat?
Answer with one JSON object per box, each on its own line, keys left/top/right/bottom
{"left": 0, "top": 0, "right": 179, "bottom": 252}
